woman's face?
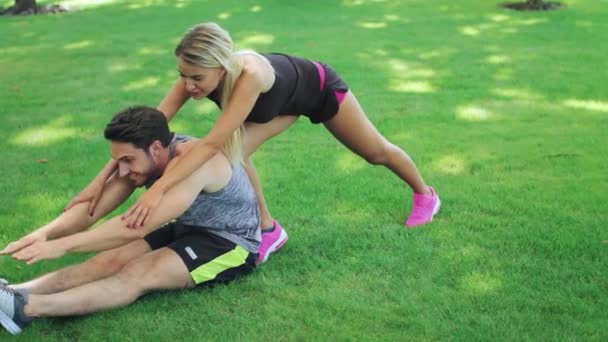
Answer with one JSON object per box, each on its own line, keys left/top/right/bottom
{"left": 176, "top": 56, "right": 225, "bottom": 99}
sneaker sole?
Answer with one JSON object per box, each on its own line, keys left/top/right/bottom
{"left": 0, "top": 309, "right": 21, "bottom": 335}
{"left": 259, "top": 229, "right": 288, "bottom": 264}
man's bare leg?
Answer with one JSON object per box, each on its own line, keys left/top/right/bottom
{"left": 11, "top": 240, "right": 150, "bottom": 295}
{"left": 24, "top": 247, "right": 193, "bottom": 317}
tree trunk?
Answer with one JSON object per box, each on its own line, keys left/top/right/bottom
{"left": 527, "top": 0, "right": 545, "bottom": 8}
{"left": 15, "top": 0, "right": 37, "bottom": 12}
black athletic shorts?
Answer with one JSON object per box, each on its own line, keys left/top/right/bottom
{"left": 144, "top": 222, "right": 257, "bottom": 288}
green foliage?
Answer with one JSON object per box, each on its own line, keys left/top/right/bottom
{"left": 0, "top": 0, "right": 606, "bottom": 340}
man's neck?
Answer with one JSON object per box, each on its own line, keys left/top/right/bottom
{"left": 156, "top": 147, "right": 172, "bottom": 176}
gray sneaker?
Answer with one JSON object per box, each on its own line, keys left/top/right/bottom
{"left": 0, "top": 279, "right": 8, "bottom": 286}
{"left": 0, "top": 285, "right": 31, "bottom": 335}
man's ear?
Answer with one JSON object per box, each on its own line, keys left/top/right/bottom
{"left": 149, "top": 140, "right": 164, "bottom": 160}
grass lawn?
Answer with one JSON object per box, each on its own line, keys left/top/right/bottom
{"left": 0, "top": 0, "right": 606, "bottom": 340}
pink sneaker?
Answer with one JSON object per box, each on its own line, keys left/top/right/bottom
{"left": 405, "top": 186, "right": 441, "bottom": 228}
{"left": 256, "top": 221, "right": 288, "bottom": 265}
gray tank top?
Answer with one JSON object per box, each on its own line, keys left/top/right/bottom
{"left": 146, "top": 134, "right": 261, "bottom": 253}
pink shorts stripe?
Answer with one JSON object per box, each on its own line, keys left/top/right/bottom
{"left": 334, "top": 90, "right": 346, "bottom": 104}
{"left": 312, "top": 61, "right": 325, "bottom": 91}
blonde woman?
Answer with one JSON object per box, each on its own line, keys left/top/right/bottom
{"left": 66, "top": 22, "right": 441, "bottom": 265}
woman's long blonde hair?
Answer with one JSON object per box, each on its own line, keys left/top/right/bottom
{"left": 175, "top": 22, "right": 267, "bottom": 165}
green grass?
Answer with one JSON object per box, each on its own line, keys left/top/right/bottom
{"left": 1, "top": 0, "right": 607, "bottom": 340}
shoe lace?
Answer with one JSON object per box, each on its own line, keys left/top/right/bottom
{"left": 0, "top": 285, "right": 17, "bottom": 296}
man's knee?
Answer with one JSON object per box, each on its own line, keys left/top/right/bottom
{"left": 87, "top": 249, "right": 133, "bottom": 276}
{"left": 115, "top": 254, "right": 161, "bottom": 288}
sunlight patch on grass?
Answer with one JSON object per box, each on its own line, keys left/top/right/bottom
{"left": 494, "top": 68, "right": 513, "bottom": 81}
{"left": 389, "top": 80, "right": 435, "bottom": 93}
{"left": 515, "top": 18, "right": 548, "bottom": 26}
{"left": 460, "top": 26, "right": 481, "bottom": 36}
{"left": 336, "top": 152, "right": 366, "bottom": 172}
{"left": 169, "top": 121, "right": 190, "bottom": 134}
{"left": 384, "top": 14, "right": 400, "bottom": 21}
{"left": 137, "top": 47, "right": 165, "bottom": 56}
{"left": 388, "top": 59, "right": 436, "bottom": 78}
{"left": 61, "top": 0, "right": 117, "bottom": 9}
{"left": 0, "top": 46, "right": 33, "bottom": 55}
{"left": 194, "top": 101, "right": 217, "bottom": 115}
{"left": 127, "top": 0, "right": 165, "bottom": 10}
{"left": 418, "top": 48, "right": 455, "bottom": 60}
{"left": 235, "top": 33, "right": 274, "bottom": 49}
{"left": 486, "top": 55, "right": 511, "bottom": 65}
{"left": 492, "top": 88, "right": 544, "bottom": 101}
{"left": 359, "top": 21, "right": 387, "bottom": 29}
{"left": 217, "top": 11, "right": 231, "bottom": 20}
{"left": 11, "top": 117, "right": 81, "bottom": 147}
{"left": 575, "top": 21, "right": 593, "bottom": 28}
{"left": 488, "top": 14, "right": 511, "bottom": 22}
{"left": 173, "top": 0, "right": 189, "bottom": 9}
{"left": 250, "top": 5, "right": 262, "bottom": 12}
{"left": 502, "top": 27, "right": 519, "bottom": 34}
{"left": 389, "top": 132, "right": 411, "bottom": 143}
{"left": 64, "top": 40, "right": 93, "bottom": 50}
{"left": 432, "top": 154, "right": 466, "bottom": 175}
{"left": 343, "top": 0, "right": 388, "bottom": 6}
{"left": 121, "top": 77, "right": 160, "bottom": 91}
{"left": 459, "top": 23, "right": 495, "bottom": 37}
{"left": 457, "top": 105, "right": 492, "bottom": 121}
{"left": 461, "top": 272, "right": 502, "bottom": 295}
{"left": 107, "top": 60, "right": 142, "bottom": 73}
{"left": 459, "top": 245, "right": 483, "bottom": 258}
{"left": 381, "top": 57, "right": 437, "bottom": 93}
{"left": 374, "top": 49, "right": 388, "bottom": 56}
{"left": 563, "top": 99, "right": 608, "bottom": 113}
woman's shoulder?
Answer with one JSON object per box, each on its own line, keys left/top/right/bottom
{"left": 238, "top": 52, "right": 275, "bottom": 92}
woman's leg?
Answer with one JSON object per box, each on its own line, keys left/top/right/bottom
{"left": 243, "top": 115, "right": 299, "bottom": 229}
{"left": 243, "top": 115, "right": 299, "bottom": 263}
{"left": 323, "top": 91, "right": 440, "bottom": 227}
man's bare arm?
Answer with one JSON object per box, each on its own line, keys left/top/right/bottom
{"left": 11, "top": 157, "right": 217, "bottom": 264}
{"left": 1, "top": 173, "right": 135, "bottom": 256}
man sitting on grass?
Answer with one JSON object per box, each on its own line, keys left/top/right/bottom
{"left": 0, "top": 105, "right": 261, "bottom": 335}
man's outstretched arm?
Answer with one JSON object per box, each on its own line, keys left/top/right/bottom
{"left": 1, "top": 173, "right": 135, "bottom": 257}
{"left": 12, "top": 159, "right": 213, "bottom": 264}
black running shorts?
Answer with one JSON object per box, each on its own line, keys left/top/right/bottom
{"left": 144, "top": 222, "right": 257, "bottom": 288}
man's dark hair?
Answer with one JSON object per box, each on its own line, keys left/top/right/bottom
{"left": 104, "top": 106, "right": 173, "bottom": 150}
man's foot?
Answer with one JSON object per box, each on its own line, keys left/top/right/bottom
{"left": 256, "top": 221, "right": 288, "bottom": 265}
{"left": 405, "top": 186, "right": 441, "bottom": 228}
{"left": 0, "top": 279, "right": 7, "bottom": 286}
{"left": 0, "top": 285, "right": 31, "bottom": 335}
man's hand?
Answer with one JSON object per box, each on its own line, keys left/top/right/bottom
{"left": 0, "top": 230, "right": 47, "bottom": 256}
{"left": 64, "top": 180, "right": 105, "bottom": 216}
{"left": 11, "top": 240, "right": 66, "bottom": 265}
{"left": 122, "top": 186, "right": 164, "bottom": 229}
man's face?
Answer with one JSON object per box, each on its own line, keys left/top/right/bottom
{"left": 110, "top": 142, "right": 158, "bottom": 186}
{"left": 177, "top": 56, "right": 225, "bottom": 100}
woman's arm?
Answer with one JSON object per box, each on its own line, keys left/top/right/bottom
{"left": 65, "top": 80, "right": 188, "bottom": 213}
{"left": 157, "top": 78, "right": 191, "bottom": 121}
{"left": 64, "top": 159, "right": 118, "bottom": 215}
{"left": 123, "top": 67, "right": 266, "bottom": 228}
{"left": 11, "top": 153, "right": 224, "bottom": 264}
